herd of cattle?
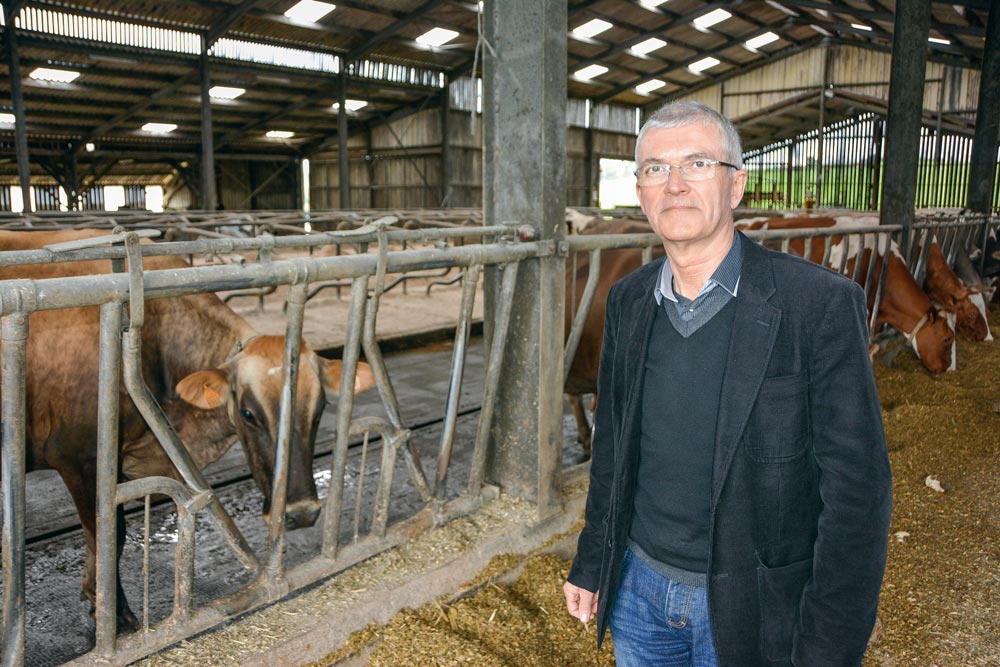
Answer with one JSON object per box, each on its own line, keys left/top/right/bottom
{"left": 0, "top": 213, "right": 996, "bottom": 635}
{"left": 563, "top": 211, "right": 999, "bottom": 454}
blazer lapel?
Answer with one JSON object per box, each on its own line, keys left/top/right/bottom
{"left": 711, "top": 238, "right": 781, "bottom": 505}
{"left": 617, "top": 260, "right": 660, "bottom": 454}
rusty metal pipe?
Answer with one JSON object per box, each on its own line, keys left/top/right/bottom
{"left": 1, "top": 312, "right": 28, "bottom": 667}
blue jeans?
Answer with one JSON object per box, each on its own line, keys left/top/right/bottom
{"left": 609, "top": 549, "right": 719, "bottom": 667}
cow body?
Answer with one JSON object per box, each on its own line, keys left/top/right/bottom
{"left": 564, "top": 220, "right": 662, "bottom": 454}
{"left": 738, "top": 215, "right": 957, "bottom": 374}
{"left": 0, "top": 230, "right": 373, "bottom": 630}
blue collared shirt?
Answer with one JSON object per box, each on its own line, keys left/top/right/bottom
{"left": 653, "top": 232, "right": 742, "bottom": 337}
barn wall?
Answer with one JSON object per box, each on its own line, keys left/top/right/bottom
{"left": 218, "top": 159, "right": 299, "bottom": 210}
{"left": 309, "top": 106, "right": 635, "bottom": 210}
{"left": 681, "top": 43, "right": 981, "bottom": 122}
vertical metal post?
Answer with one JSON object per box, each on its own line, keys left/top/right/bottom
{"left": 482, "top": 0, "right": 566, "bottom": 517}
{"left": 338, "top": 73, "right": 350, "bottom": 209}
{"left": 880, "top": 0, "right": 931, "bottom": 253}
{"left": 434, "top": 264, "right": 480, "bottom": 498}
{"left": 200, "top": 38, "right": 217, "bottom": 211}
{"left": 264, "top": 282, "right": 307, "bottom": 578}
{"left": 440, "top": 79, "right": 452, "bottom": 207}
{"left": 816, "top": 40, "right": 830, "bottom": 207}
{"left": 95, "top": 300, "right": 123, "bottom": 655}
{"left": 323, "top": 275, "right": 368, "bottom": 558}
{"left": 4, "top": 3, "right": 32, "bottom": 214}
{"left": 967, "top": 0, "right": 1000, "bottom": 214}
{"left": 1, "top": 312, "right": 28, "bottom": 667}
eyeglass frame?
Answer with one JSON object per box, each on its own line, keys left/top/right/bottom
{"left": 633, "top": 158, "right": 740, "bottom": 185}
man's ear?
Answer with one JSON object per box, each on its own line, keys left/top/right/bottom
{"left": 176, "top": 370, "right": 231, "bottom": 409}
{"left": 322, "top": 359, "right": 377, "bottom": 395}
{"left": 730, "top": 169, "right": 748, "bottom": 208}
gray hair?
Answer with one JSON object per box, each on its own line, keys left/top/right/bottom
{"left": 635, "top": 101, "right": 744, "bottom": 169}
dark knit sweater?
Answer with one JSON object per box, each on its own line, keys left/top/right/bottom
{"left": 628, "top": 297, "right": 736, "bottom": 575}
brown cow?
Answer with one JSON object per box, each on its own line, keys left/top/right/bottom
{"left": 739, "top": 215, "right": 956, "bottom": 374}
{"left": 923, "top": 241, "right": 992, "bottom": 342}
{"left": 0, "top": 230, "right": 375, "bottom": 631}
{"left": 564, "top": 220, "right": 662, "bottom": 455}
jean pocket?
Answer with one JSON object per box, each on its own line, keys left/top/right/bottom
{"left": 756, "top": 556, "right": 812, "bottom": 663}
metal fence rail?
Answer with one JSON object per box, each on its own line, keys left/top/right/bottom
{"left": 0, "top": 227, "right": 550, "bottom": 667}
{"left": 1, "top": 212, "right": 996, "bottom": 667}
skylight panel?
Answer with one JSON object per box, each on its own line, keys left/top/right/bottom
{"left": 29, "top": 67, "right": 81, "bottom": 82}
{"left": 85, "top": 142, "right": 95, "bottom": 152}
{"left": 632, "top": 37, "right": 666, "bottom": 55}
{"left": 573, "top": 19, "right": 612, "bottom": 39}
{"left": 574, "top": 64, "right": 608, "bottom": 80}
{"left": 745, "top": 32, "right": 779, "bottom": 50}
{"left": 640, "top": 0, "right": 671, "bottom": 7}
{"left": 688, "top": 57, "right": 720, "bottom": 73}
{"left": 331, "top": 99, "right": 368, "bottom": 111}
{"left": 693, "top": 9, "right": 731, "bottom": 29}
{"left": 416, "top": 27, "right": 459, "bottom": 47}
{"left": 0, "top": 113, "right": 15, "bottom": 124}
{"left": 141, "top": 122, "right": 177, "bottom": 133}
{"left": 209, "top": 86, "right": 245, "bottom": 99}
{"left": 851, "top": 23, "right": 872, "bottom": 31}
{"left": 266, "top": 130, "right": 295, "bottom": 139}
{"left": 928, "top": 36, "right": 951, "bottom": 45}
{"left": 284, "top": 1, "right": 336, "bottom": 23}
{"left": 636, "top": 79, "right": 666, "bottom": 95}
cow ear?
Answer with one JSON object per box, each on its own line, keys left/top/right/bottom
{"left": 322, "top": 359, "right": 376, "bottom": 395}
{"left": 176, "top": 370, "right": 231, "bottom": 410}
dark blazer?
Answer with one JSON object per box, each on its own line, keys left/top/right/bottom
{"left": 568, "top": 232, "right": 892, "bottom": 667}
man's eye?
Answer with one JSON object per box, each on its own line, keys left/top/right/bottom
{"left": 646, "top": 164, "right": 668, "bottom": 175}
{"left": 688, "top": 159, "right": 711, "bottom": 169}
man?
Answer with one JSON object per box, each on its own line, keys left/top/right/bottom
{"left": 563, "top": 101, "right": 892, "bottom": 667}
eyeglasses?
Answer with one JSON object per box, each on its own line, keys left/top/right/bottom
{"left": 634, "top": 158, "right": 739, "bottom": 186}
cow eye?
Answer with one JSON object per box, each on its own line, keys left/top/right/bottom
{"left": 241, "top": 408, "right": 257, "bottom": 425}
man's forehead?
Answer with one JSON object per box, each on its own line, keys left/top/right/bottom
{"left": 638, "top": 124, "right": 723, "bottom": 159}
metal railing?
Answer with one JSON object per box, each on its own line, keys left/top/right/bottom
{"left": 0, "top": 221, "right": 547, "bottom": 667}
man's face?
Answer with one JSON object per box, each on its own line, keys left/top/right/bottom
{"left": 635, "top": 123, "right": 747, "bottom": 249}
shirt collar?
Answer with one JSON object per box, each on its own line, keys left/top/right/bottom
{"left": 654, "top": 231, "right": 742, "bottom": 305}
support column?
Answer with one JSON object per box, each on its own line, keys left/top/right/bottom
{"left": 440, "top": 81, "right": 452, "bottom": 207}
{"left": 337, "top": 73, "right": 350, "bottom": 209}
{"left": 584, "top": 119, "right": 595, "bottom": 207}
{"left": 880, "top": 0, "right": 931, "bottom": 252}
{"left": 199, "top": 41, "right": 217, "bottom": 211}
{"left": 4, "top": 2, "right": 32, "bottom": 213}
{"left": 482, "top": 0, "right": 566, "bottom": 516}
{"left": 967, "top": 1, "right": 1000, "bottom": 214}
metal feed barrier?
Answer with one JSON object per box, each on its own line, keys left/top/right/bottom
{"left": 0, "top": 210, "right": 995, "bottom": 667}
{"left": 0, "top": 219, "right": 546, "bottom": 667}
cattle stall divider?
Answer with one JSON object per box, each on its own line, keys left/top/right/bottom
{"left": 1, "top": 211, "right": 995, "bottom": 667}
{"left": 0, "top": 223, "right": 556, "bottom": 667}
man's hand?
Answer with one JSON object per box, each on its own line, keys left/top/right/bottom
{"left": 563, "top": 581, "right": 599, "bottom": 625}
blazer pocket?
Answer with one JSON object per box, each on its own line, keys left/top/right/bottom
{"left": 744, "top": 372, "right": 809, "bottom": 463}
{"left": 756, "top": 556, "right": 813, "bottom": 663}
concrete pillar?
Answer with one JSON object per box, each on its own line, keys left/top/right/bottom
{"left": 440, "top": 81, "right": 452, "bottom": 207}
{"left": 4, "top": 2, "right": 32, "bottom": 213}
{"left": 199, "top": 42, "right": 217, "bottom": 211}
{"left": 966, "top": 1, "right": 1000, "bottom": 214}
{"left": 337, "top": 73, "right": 350, "bottom": 209}
{"left": 879, "top": 0, "right": 931, "bottom": 252}
{"left": 482, "top": 0, "right": 566, "bottom": 516}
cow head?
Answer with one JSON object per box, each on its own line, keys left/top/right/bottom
{"left": 909, "top": 309, "right": 956, "bottom": 374}
{"left": 175, "top": 335, "right": 376, "bottom": 529}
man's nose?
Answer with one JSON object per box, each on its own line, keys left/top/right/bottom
{"left": 664, "top": 167, "right": 689, "bottom": 192}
